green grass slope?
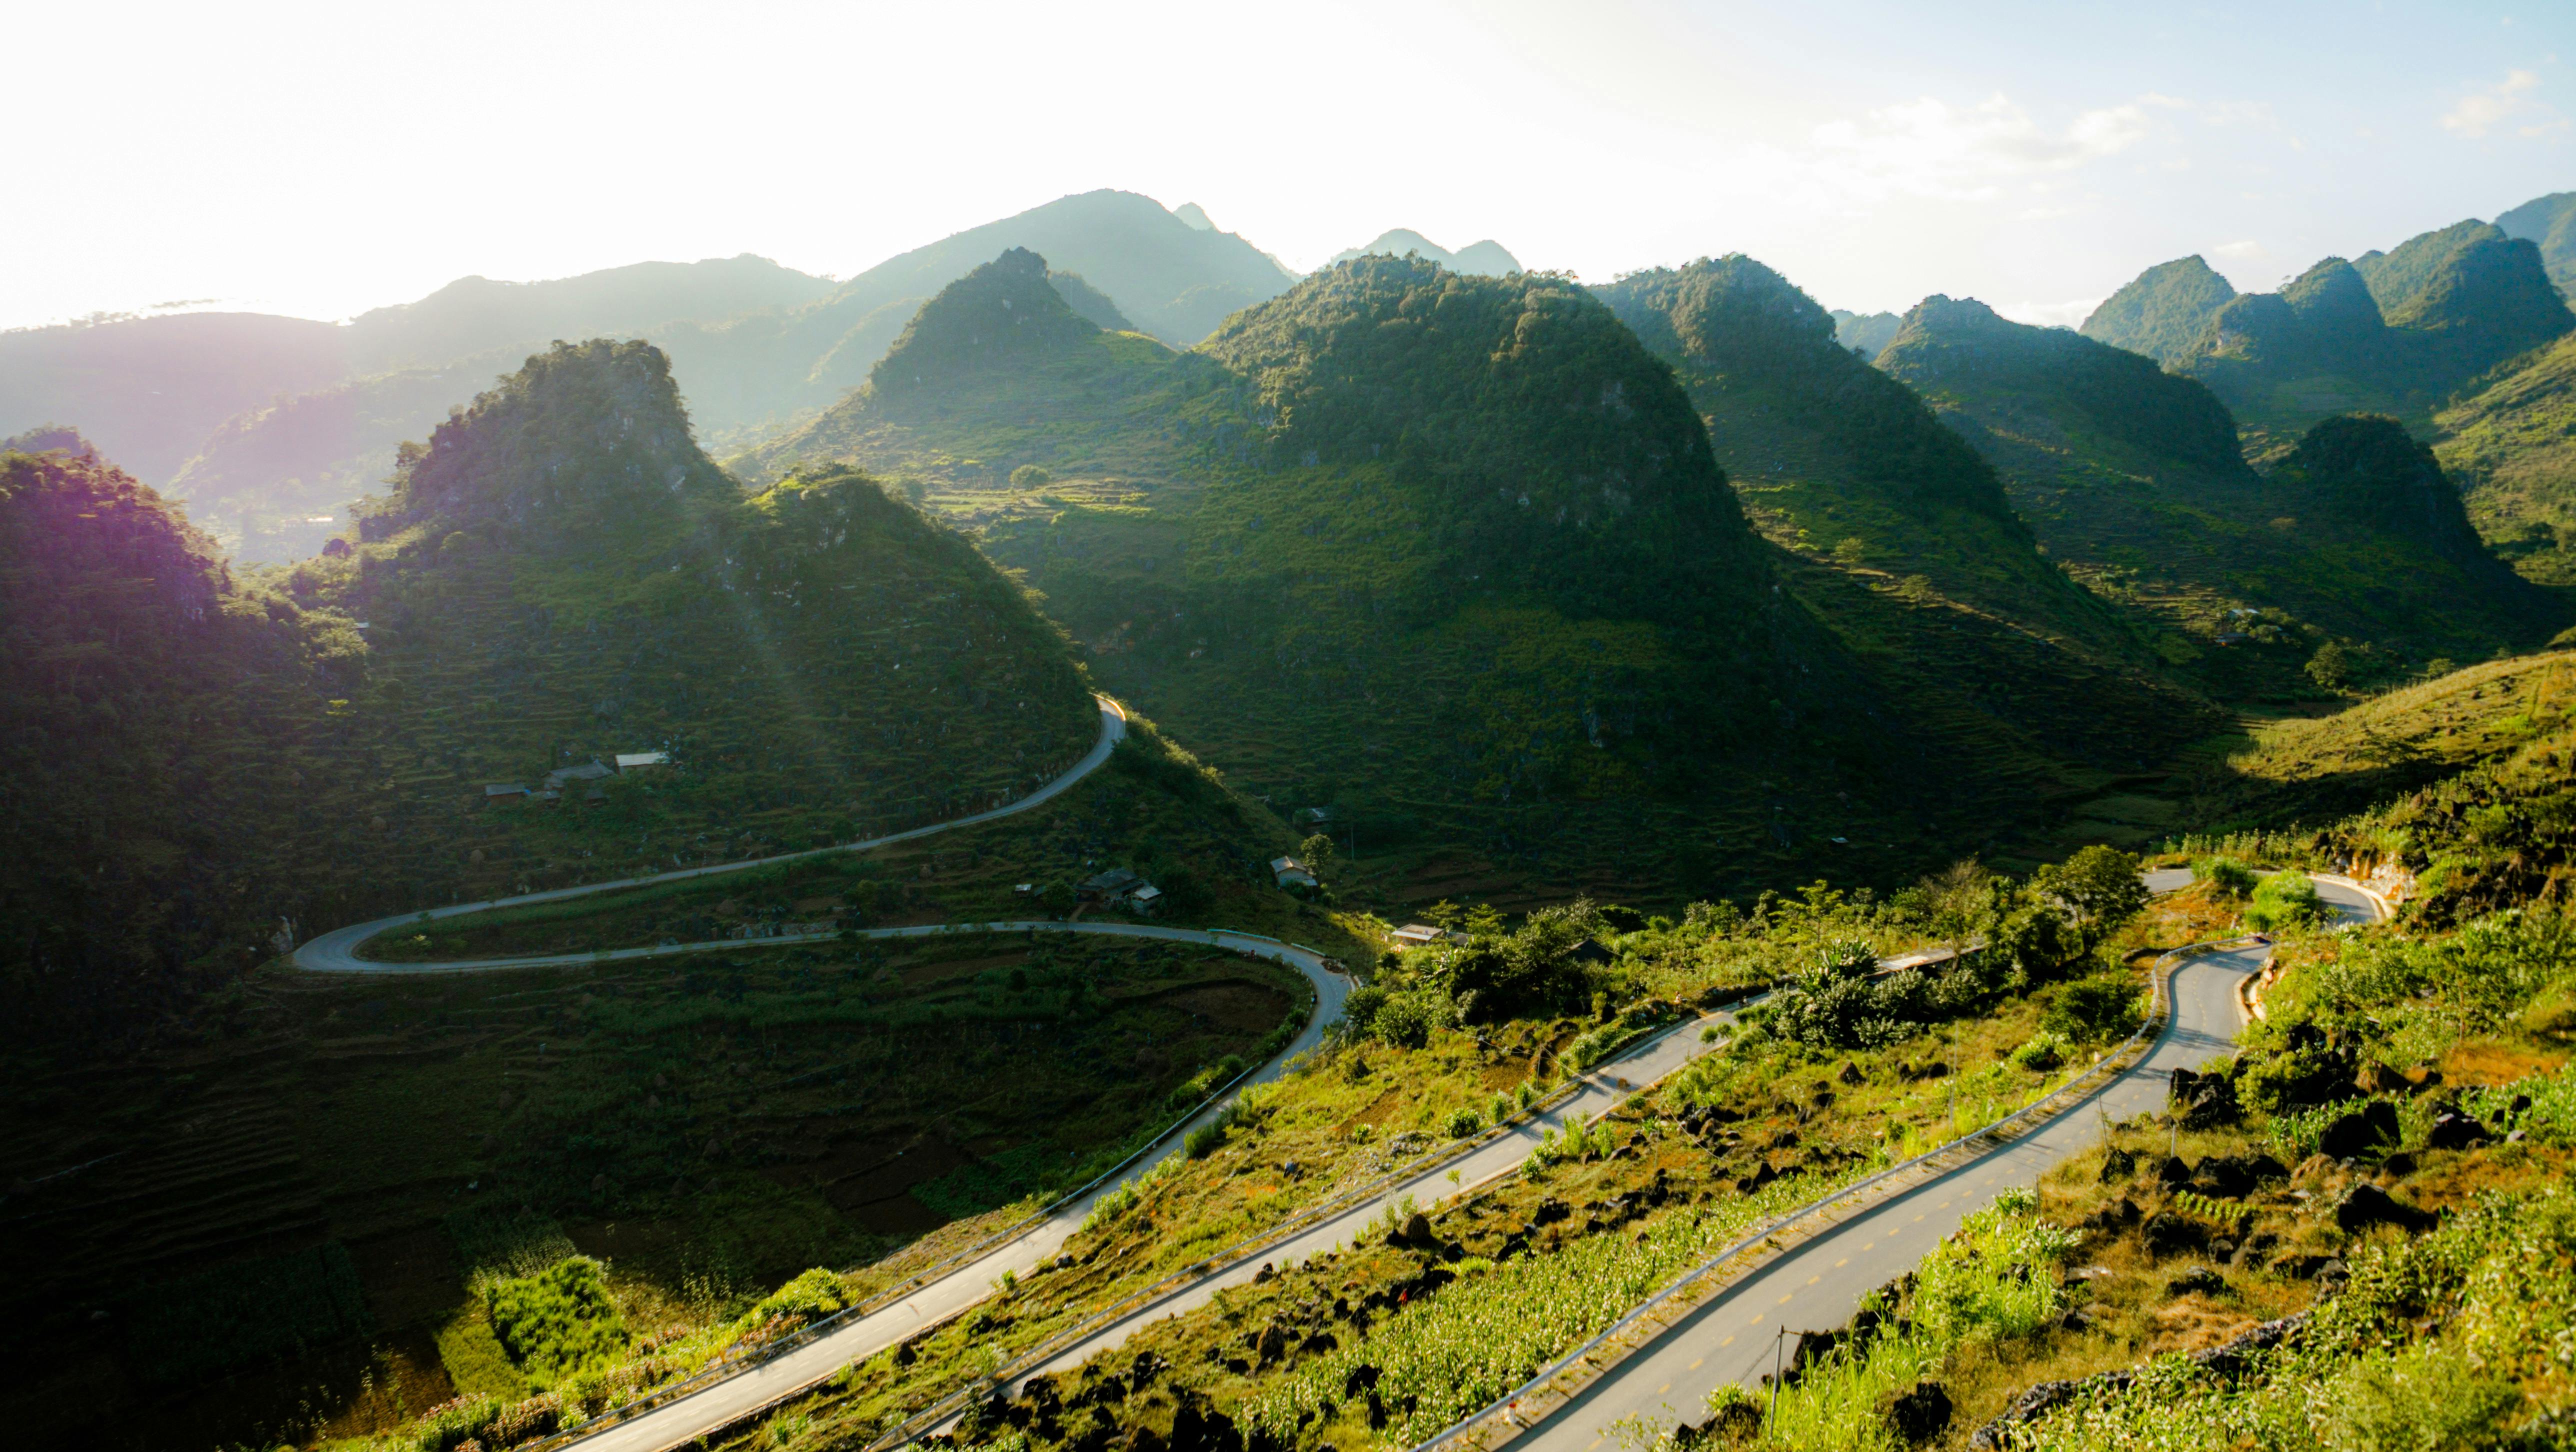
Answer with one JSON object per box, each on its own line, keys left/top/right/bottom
{"left": 2498, "top": 188, "right": 2576, "bottom": 296}
{"left": 2434, "top": 330, "right": 2576, "bottom": 586}
{"left": 746, "top": 252, "right": 2233, "bottom": 900}
{"left": 1882, "top": 296, "right": 2558, "bottom": 691}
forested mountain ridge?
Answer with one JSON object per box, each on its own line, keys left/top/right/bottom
{"left": 1884, "top": 296, "right": 2562, "bottom": 686}
{"left": 1594, "top": 258, "right": 2154, "bottom": 666}
{"left": 0, "top": 342, "right": 1105, "bottom": 1042}
{"left": 747, "top": 252, "right": 2234, "bottom": 899}
{"left": 2081, "top": 214, "right": 2574, "bottom": 448}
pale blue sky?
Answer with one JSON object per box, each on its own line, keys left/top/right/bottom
{"left": 9, "top": 0, "right": 2568, "bottom": 331}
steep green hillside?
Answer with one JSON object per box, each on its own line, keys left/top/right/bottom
{"left": 747, "top": 252, "right": 2238, "bottom": 900}
{"left": 290, "top": 340, "right": 1100, "bottom": 927}
{"left": 0, "top": 430, "right": 337, "bottom": 1034}
{"left": 2078, "top": 254, "right": 2238, "bottom": 368}
{"left": 2088, "top": 221, "right": 2573, "bottom": 448}
{"left": 0, "top": 343, "right": 1108, "bottom": 1040}
{"left": 2434, "top": 330, "right": 2576, "bottom": 585}
{"left": 1596, "top": 258, "right": 2142, "bottom": 656}
{"left": 2498, "top": 189, "right": 2576, "bottom": 296}
{"left": 1883, "top": 296, "right": 2558, "bottom": 688}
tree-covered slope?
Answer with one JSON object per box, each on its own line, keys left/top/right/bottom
{"left": 1, "top": 343, "right": 1106, "bottom": 1042}
{"left": 0, "top": 430, "right": 337, "bottom": 1034}
{"left": 2078, "top": 254, "right": 2237, "bottom": 368}
{"left": 2434, "top": 329, "right": 2576, "bottom": 585}
{"left": 1883, "top": 296, "right": 2559, "bottom": 687}
{"left": 2088, "top": 220, "right": 2574, "bottom": 448}
{"left": 748, "top": 254, "right": 2232, "bottom": 898}
{"left": 1596, "top": 258, "right": 2136, "bottom": 648}
{"left": 2498, "top": 190, "right": 2576, "bottom": 297}
{"left": 300, "top": 340, "right": 1101, "bottom": 919}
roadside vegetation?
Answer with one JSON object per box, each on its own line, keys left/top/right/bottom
{"left": 704, "top": 847, "right": 2167, "bottom": 1452}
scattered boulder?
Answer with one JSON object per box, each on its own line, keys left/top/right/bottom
{"left": 1838, "top": 1060, "right": 1865, "bottom": 1086}
{"left": 2424, "top": 1112, "right": 2492, "bottom": 1152}
{"left": 2098, "top": 1146, "right": 2136, "bottom": 1183}
{"left": 2166, "top": 1264, "right": 2228, "bottom": 1296}
{"left": 2156, "top": 1155, "right": 2193, "bottom": 1187}
{"left": 2188, "top": 1154, "right": 2256, "bottom": 1199}
{"left": 2316, "top": 1100, "right": 2400, "bottom": 1160}
{"left": 2334, "top": 1183, "right": 2436, "bottom": 1235}
{"left": 1880, "top": 1381, "right": 1954, "bottom": 1446}
{"left": 2142, "top": 1210, "right": 2206, "bottom": 1257}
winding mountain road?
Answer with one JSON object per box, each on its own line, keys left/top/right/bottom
{"left": 1488, "top": 876, "right": 2382, "bottom": 1452}
{"left": 288, "top": 701, "right": 2374, "bottom": 1452}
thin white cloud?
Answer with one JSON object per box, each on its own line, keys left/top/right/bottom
{"left": 2212, "top": 239, "right": 2266, "bottom": 258}
{"left": 2442, "top": 69, "right": 2564, "bottom": 138}
{"left": 1807, "top": 94, "right": 2150, "bottom": 203}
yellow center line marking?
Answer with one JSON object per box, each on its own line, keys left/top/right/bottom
{"left": 1691, "top": 1357, "right": 1706, "bottom": 1368}
{"left": 1914, "top": 1213, "right": 1926, "bottom": 1222}
{"left": 1806, "top": 1274, "right": 1820, "bottom": 1285}
{"left": 1778, "top": 1292, "right": 1793, "bottom": 1304}
{"left": 1720, "top": 1336, "right": 1735, "bottom": 1348}
{"left": 1658, "top": 1383, "right": 1670, "bottom": 1394}
{"left": 1835, "top": 1258, "right": 1850, "bottom": 1268}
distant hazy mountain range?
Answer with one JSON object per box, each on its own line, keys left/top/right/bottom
{"left": 0, "top": 192, "right": 1362, "bottom": 562}
{"left": 1328, "top": 230, "right": 1522, "bottom": 276}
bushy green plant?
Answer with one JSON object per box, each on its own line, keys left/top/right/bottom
{"left": 416, "top": 1394, "right": 500, "bottom": 1452}
{"left": 1446, "top": 1105, "right": 1484, "bottom": 1138}
{"left": 2042, "top": 974, "right": 2143, "bottom": 1044}
{"left": 738, "top": 1268, "right": 848, "bottom": 1332}
{"left": 1372, "top": 990, "right": 1452, "bottom": 1050}
{"left": 484, "top": 1256, "right": 629, "bottom": 1384}
{"left": 2194, "top": 856, "right": 2258, "bottom": 898}
{"left": 2009, "top": 1030, "right": 2070, "bottom": 1072}
{"left": 2248, "top": 870, "right": 2331, "bottom": 930}
{"left": 1184, "top": 1121, "right": 1227, "bottom": 1159}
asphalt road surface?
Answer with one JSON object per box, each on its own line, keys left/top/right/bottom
{"left": 1498, "top": 876, "right": 2381, "bottom": 1452}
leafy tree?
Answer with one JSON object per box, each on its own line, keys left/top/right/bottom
{"left": 1298, "top": 833, "right": 1338, "bottom": 872}
{"left": 2032, "top": 844, "right": 2150, "bottom": 951}
{"left": 2308, "top": 640, "right": 2352, "bottom": 690}
{"left": 1010, "top": 464, "right": 1052, "bottom": 490}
